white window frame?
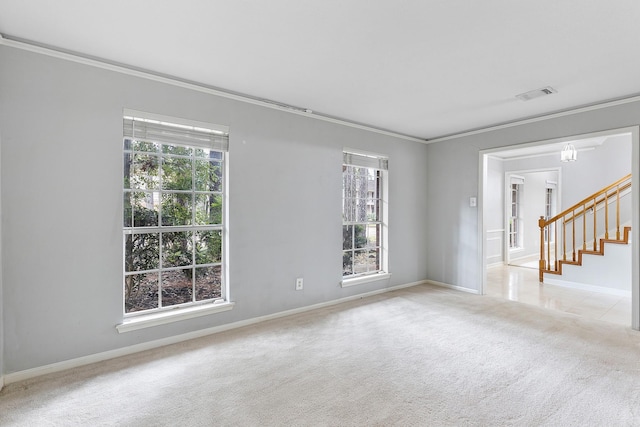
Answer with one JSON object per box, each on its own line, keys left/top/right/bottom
{"left": 508, "top": 175, "right": 524, "bottom": 250}
{"left": 341, "top": 149, "right": 390, "bottom": 287}
{"left": 544, "top": 187, "right": 553, "bottom": 243}
{"left": 117, "top": 110, "right": 232, "bottom": 332}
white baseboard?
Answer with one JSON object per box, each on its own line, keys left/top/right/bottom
{"left": 543, "top": 277, "right": 631, "bottom": 298}
{"left": 424, "top": 279, "right": 481, "bottom": 295}
{"left": 3, "top": 279, "right": 427, "bottom": 386}
{"left": 487, "top": 261, "right": 505, "bottom": 269}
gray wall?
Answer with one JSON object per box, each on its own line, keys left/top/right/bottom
{"left": 0, "top": 46, "right": 429, "bottom": 374}
{"left": 485, "top": 156, "right": 504, "bottom": 265}
{"left": 0, "top": 127, "right": 3, "bottom": 386}
{"left": 426, "top": 102, "right": 640, "bottom": 293}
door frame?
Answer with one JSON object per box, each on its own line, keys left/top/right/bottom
{"left": 478, "top": 126, "right": 639, "bottom": 330}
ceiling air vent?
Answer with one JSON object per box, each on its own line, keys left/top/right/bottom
{"left": 515, "top": 86, "right": 557, "bottom": 101}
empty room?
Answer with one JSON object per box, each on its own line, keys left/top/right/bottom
{"left": 1, "top": 1, "right": 640, "bottom": 425}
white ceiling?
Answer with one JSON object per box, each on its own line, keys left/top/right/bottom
{"left": 2, "top": 1, "right": 640, "bottom": 140}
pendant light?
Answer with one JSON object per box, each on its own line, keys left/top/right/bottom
{"left": 561, "top": 143, "right": 577, "bottom": 162}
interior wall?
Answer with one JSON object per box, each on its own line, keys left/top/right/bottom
{"left": 503, "top": 135, "right": 632, "bottom": 210}
{"left": 426, "top": 102, "right": 640, "bottom": 295}
{"left": 0, "top": 126, "right": 3, "bottom": 389}
{"left": 485, "top": 157, "right": 504, "bottom": 266}
{"left": 0, "top": 46, "right": 430, "bottom": 374}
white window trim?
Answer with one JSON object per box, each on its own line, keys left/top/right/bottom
{"left": 341, "top": 272, "right": 392, "bottom": 288}
{"left": 341, "top": 149, "right": 390, "bottom": 284}
{"left": 121, "top": 110, "right": 230, "bottom": 327}
{"left": 117, "top": 301, "right": 235, "bottom": 333}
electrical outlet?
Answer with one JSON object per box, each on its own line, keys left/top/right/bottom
{"left": 296, "top": 277, "right": 304, "bottom": 290}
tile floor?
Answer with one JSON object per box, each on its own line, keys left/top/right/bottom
{"left": 486, "top": 263, "right": 632, "bottom": 327}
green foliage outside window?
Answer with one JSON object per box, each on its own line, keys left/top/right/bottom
{"left": 124, "top": 139, "right": 223, "bottom": 313}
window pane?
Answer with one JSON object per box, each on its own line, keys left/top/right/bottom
{"left": 352, "top": 249, "right": 368, "bottom": 274}
{"left": 195, "top": 159, "right": 223, "bottom": 192}
{"left": 195, "top": 230, "right": 222, "bottom": 264}
{"left": 343, "top": 225, "right": 353, "bottom": 250}
{"left": 366, "top": 248, "right": 380, "bottom": 271}
{"left": 162, "top": 156, "right": 192, "bottom": 190}
{"left": 367, "top": 199, "right": 380, "bottom": 222}
{"left": 354, "top": 225, "right": 367, "bottom": 249}
{"left": 366, "top": 224, "right": 380, "bottom": 248}
{"left": 162, "top": 144, "right": 193, "bottom": 156}
{"left": 125, "top": 233, "right": 159, "bottom": 272}
{"left": 195, "top": 194, "right": 222, "bottom": 225}
{"left": 161, "top": 193, "right": 193, "bottom": 226}
{"left": 124, "top": 152, "right": 132, "bottom": 189}
{"left": 130, "top": 140, "right": 160, "bottom": 153}
{"left": 356, "top": 198, "right": 369, "bottom": 222}
{"left": 343, "top": 165, "right": 356, "bottom": 193}
{"left": 125, "top": 153, "right": 159, "bottom": 190}
{"left": 343, "top": 198, "right": 355, "bottom": 222}
{"left": 124, "top": 193, "right": 133, "bottom": 227}
{"left": 162, "top": 231, "right": 193, "bottom": 268}
{"left": 195, "top": 266, "right": 222, "bottom": 301}
{"left": 161, "top": 269, "right": 193, "bottom": 307}
{"left": 125, "top": 192, "right": 160, "bottom": 228}
{"left": 125, "top": 272, "right": 159, "bottom": 313}
{"left": 343, "top": 251, "right": 353, "bottom": 276}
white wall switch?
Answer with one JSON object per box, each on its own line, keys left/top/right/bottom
{"left": 469, "top": 197, "right": 477, "bottom": 207}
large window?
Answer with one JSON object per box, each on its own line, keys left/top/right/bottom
{"left": 544, "top": 187, "right": 553, "bottom": 243}
{"left": 342, "top": 151, "right": 388, "bottom": 280}
{"left": 509, "top": 182, "right": 522, "bottom": 249}
{"left": 123, "top": 111, "right": 229, "bottom": 315}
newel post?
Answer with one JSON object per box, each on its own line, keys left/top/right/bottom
{"left": 538, "top": 216, "right": 546, "bottom": 283}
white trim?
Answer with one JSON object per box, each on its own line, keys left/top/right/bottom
{"left": 487, "top": 261, "right": 506, "bottom": 268}
{"left": 631, "top": 127, "right": 640, "bottom": 330}
{"left": 543, "top": 277, "right": 631, "bottom": 298}
{"left": 424, "top": 279, "right": 481, "bottom": 295}
{"left": 341, "top": 272, "right": 391, "bottom": 287}
{"left": 117, "top": 302, "right": 235, "bottom": 333}
{"left": 123, "top": 108, "right": 229, "bottom": 135}
{"left": 123, "top": 108, "right": 229, "bottom": 137}
{"left": 342, "top": 147, "right": 389, "bottom": 160}
{"left": 427, "top": 97, "right": 640, "bottom": 143}
{"left": 0, "top": 35, "right": 425, "bottom": 144}
{"left": 3, "top": 279, "right": 426, "bottom": 385}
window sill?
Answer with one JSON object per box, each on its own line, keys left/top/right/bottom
{"left": 116, "top": 301, "right": 235, "bottom": 333}
{"left": 341, "top": 272, "right": 391, "bottom": 288}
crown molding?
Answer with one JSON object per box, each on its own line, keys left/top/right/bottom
{"left": 0, "top": 34, "right": 426, "bottom": 144}
{"left": 426, "top": 95, "right": 640, "bottom": 143}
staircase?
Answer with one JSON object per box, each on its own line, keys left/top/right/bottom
{"left": 538, "top": 174, "right": 632, "bottom": 286}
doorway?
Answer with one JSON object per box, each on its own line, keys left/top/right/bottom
{"left": 480, "top": 128, "right": 638, "bottom": 327}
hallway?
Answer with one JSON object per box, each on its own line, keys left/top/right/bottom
{"left": 486, "top": 264, "right": 631, "bottom": 327}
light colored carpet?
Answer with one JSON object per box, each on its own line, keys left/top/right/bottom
{"left": 2, "top": 284, "right": 640, "bottom": 426}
